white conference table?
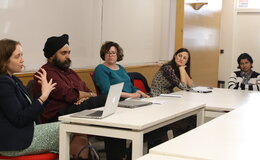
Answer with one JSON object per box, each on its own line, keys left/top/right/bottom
{"left": 150, "top": 92, "right": 260, "bottom": 160}
{"left": 175, "top": 88, "right": 258, "bottom": 120}
{"left": 177, "top": 88, "right": 256, "bottom": 111}
{"left": 136, "top": 153, "right": 194, "bottom": 160}
{"left": 59, "top": 98, "right": 205, "bottom": 160}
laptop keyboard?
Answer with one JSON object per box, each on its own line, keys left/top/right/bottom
{"left": 86, "top": 111, "right": 103, "bottom": 116}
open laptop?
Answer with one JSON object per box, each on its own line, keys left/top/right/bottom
{"left": 118, "top": 99, "right": 152, "bottom": 108}
{"left": 71, "top": 82, "right": 123, "bottom": 119}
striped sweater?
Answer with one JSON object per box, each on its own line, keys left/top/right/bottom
{"left": 228, "top": 71, "right": 260, "bottom": 91}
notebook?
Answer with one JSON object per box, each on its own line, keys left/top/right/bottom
{"left": 118, "top": 99, "right": 152, "bottom": 108}
{"left": 70, "top": 82, "right": 123, "bottom": 119}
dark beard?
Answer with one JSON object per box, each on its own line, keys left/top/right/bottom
{"left": 52, "top": 57, "right": 71, "bottom": 70}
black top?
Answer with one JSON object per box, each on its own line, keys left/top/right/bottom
{"left": 0, "top": 75, "right": 44, "bottom": 151}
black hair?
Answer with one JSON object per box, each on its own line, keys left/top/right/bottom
{"left": 237, "top": 53, "right": 253, "bottom": 69}
{"left": 169, "top": 48, "right": 191, "bottom": 78}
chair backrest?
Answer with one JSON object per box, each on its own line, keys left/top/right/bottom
{"left": 26, "top": 80, "right": 41, "bottom": 124}
{"left": 26, "top": 80, "right": 35, "bottom": 101}
{"left": 89, "top": 72, "right": 101, "bottom": 95}
{"left": 127, "top": 72, "right": 150, "bottom": 93}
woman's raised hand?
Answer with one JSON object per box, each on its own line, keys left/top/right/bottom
{"left": 34, "top": 68, "right": 56, "bottom": 102}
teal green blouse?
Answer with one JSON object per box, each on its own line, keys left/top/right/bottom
{"left": 94, "top": 64, "right": 138, "bottom": 95}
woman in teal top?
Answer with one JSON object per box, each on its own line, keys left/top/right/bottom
{"left": 94, "top": 64, "right": 138, "bottom": 95}
{"left": 94, "top": 41, "right": 149, "bottom": 98}
{"left": 93, "top": 41, "right": 150, "bottom": 160}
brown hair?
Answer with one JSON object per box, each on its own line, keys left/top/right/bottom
{"left": 100, "top": 41, "right": 124, "bottom": 61}
{"left": 0, "top": 39, "right": 21, "bottom": 74}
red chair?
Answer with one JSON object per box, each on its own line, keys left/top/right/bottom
{"left": 0, "top": 152, "right": 59, "bottom": 160}
{"left": 89, "top": 72, "right": 101, "bottom": 95}
{"left": 127, "top": 72, "right": 151, "bottom": 93}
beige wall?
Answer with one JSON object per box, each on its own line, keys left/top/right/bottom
{"left": 16, "top": 64, "right": 161, "bottom": 93}
{"left": 219, "top": 0, "right": 260, "bottom": 87}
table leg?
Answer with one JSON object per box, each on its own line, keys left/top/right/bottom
{"left": 131, "top": 132, "right": 144, "bottom": 160}
{"left": 59, "top": 123, "right": 71, "bottom": 160}
{"left": 197, "top": 108, "right": 205, "bottom": 126}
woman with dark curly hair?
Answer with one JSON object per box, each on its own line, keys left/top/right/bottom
{"left": 94, "top": 41, "right": 149, "bottom": 98}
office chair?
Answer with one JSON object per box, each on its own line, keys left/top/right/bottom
{"left": 26, "top": 80, "right": 42, "bottom": 124}
{"left": 0, "top": 152, "right": 59, "bottom": 160}
{"left": 26, "top": 80, "right": 35, "bottom": 101}
{"left": 127, "top": 72, "right": 151, "bottom": 93}
{"left": 89, "top": 72, "right": 101, "bottom": 95}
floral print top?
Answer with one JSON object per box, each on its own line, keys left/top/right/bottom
{"left": 151, "top": 63, "right": 187, "bottom": 96}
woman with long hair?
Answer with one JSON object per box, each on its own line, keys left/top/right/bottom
{"left": 151, "top": 48, "right": 193, "bottom": 96}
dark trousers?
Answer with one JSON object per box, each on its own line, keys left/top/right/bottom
{"left": 44, "top": 95, "right": 107, "bottom": 123}
{"left": 168, "top": 115, "right": 196, "bottom": 137}
{"left": 104, "top": 127, "right": 169, "bottom": 160}
{"left": 144, "top": 127, "right": 168, "bottom": 149}
{"left": 104, "top": 138, "right": 126, "bottom": 160}
{"left": 59, "top": 95, "right": 107, "bottom": 116}
{"left": 103, "top": 115, "right": 196, "bottom": 160}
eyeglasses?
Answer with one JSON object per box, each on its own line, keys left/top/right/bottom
{"left": 106, "top": 51, "right": 117, "bottom": 55}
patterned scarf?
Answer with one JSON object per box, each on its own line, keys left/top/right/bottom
{"left": 240, "top": 70, "right": 253, "bottom": 84}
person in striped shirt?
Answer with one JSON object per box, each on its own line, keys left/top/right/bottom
{"left": 228, "top": 53, "right": 260, "bottom": 91}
